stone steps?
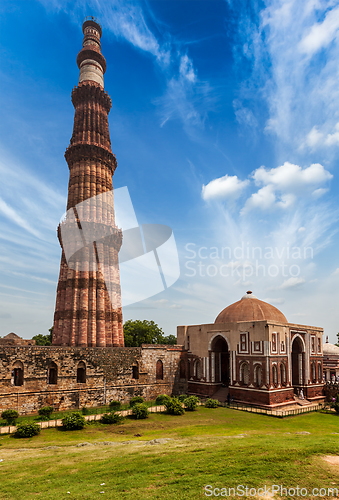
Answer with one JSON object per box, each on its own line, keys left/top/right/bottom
{"left": 294, "top": 395, "right": 312, "bottom": 406}
{"left": 212, "top": 387, "right": 229, "bottom": 402}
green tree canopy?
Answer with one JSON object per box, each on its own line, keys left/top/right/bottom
{"left": 123, "top": 320, "right": 176, "bottom": 347}
{"left": 32, "top": 327, "right": 53, "bottom": 346}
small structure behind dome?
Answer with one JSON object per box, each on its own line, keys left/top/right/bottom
{"left": 323, "top": 341, "right": 339, "bottom": 383}
{"left": 177, "top": 292, "right": 324, "bottom": 408}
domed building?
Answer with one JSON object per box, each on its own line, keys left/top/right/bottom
{"left": 323, "top": 338, "right": 339, "bottom": 383}
{"left": 177, "top": 291, "right": 324, "bottom": 407}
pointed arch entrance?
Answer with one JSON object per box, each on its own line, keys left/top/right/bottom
{"left": 211, "top": 335, "right": 230, "bottom": 386}
{"left": 291, "top": 336, "right": 305, "bottom": 391}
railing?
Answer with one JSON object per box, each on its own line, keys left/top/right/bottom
{"left": 82, "top": 16, "right": 102, "bottom": 29}
{"left": 219, "top": 401, "right": 324, "bottom": 417}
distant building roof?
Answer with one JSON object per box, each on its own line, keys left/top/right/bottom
{"left": 323, "top": 342, "right": 339, "bottom": 355}
{"left": 3, "top": 332, "right": 22, "bottom": 339}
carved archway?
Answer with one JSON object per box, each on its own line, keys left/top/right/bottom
{"left": 211, "top": 335, "right": 230, "bottom": 386}
{"left": 291, "top": 336, "right": 305, "bottom": 390}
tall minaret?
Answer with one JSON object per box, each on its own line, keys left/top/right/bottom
{"left": 52, "top": 17, "right": 124, "bottom": 347}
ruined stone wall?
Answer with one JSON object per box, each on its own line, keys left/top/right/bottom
{"left": 0, "top": 344, "right": 187, "bottom": 414}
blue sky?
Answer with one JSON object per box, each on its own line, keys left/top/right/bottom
{"left": 1, "top": 0, "right": 339, "bottom": 341}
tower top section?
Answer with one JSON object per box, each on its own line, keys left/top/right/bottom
{"left": 83, "top": 16, "right": 102, "bottom": 37}
{"left": 77, "top": 16, "right": 106, "bottom": 88}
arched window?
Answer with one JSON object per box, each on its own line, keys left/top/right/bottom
{"left": 156, "top": 360, "right": 163, "bottom": 380}
{"left": 77, "top": 361, "right": 86, "bottom": 383}
{"left": 280, "top": 363, "right": 286, "bottom": 386}
{"left": 132, "top": 363, "right": 139, "bottom": 380}
{"left": 48, "top": 362, "right": 58, "bottom": 385}
{"left": 254, "top": 364, "right": 262, "bottom": 387}
{"left": 311, "top": 362, "right": 316, "bottom": 383}
{"left": 195, "top": 359, "right": 202, "bottom": 380}
{"left": 240, "top": 362, "right": 249, "bottom": 385}
{"left": 12, "top": 361, "right": 24, "bottom": 387}
{"left": 179, "top": 359, "right": 186, "bottom": 379}
{"left": 272, "top": 364, "right": 278, "bottom": 386}
{"left": 318, "top": 362, "right": 322, "bottom": 382}
{"left": 187, "top": 360, "right": 191, "bottom": 379}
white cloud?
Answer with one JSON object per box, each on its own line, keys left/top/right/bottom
{"left": 202, "top": 174, "right": 249, "bottom": 201}
{"left": 241, "top": 185, "right": 276, "bottom": 213}
{"left": 253, "top": 162, "right": 332, "bottom": 190}
{"left": 232, "top": 1, "right": 339, "bottom": 155}
{"left": 312, "top": 187, "right": 328, "bottom": 198}
{"left": 299, "top": 5, "right": 339, "bottom": 56}
{"left": 241, "top": 161, "right": 332, "bottom": 213}
{"left": 279, "top": 277, "right": 306, "bottom": 289}
{"left": 325, "top": 122, "right": 339, "bottom": 145}
{"left": 205, "top": 160, "right": 333, "bottom": 213}
{"left": 305, "top": 126, "right": 324, "bottom": 148}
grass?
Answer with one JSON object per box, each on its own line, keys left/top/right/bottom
{"left": 0, "top": 408, "right": 338, "bottom": 499}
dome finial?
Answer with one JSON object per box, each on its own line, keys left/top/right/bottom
{"left": 241, "top": 291, "right": 257, "bottom": 300}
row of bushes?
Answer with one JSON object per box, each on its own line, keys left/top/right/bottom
{"left": 1, "top": 395, "right": 220, "bottom": 437}
{"left": 0, "top": 397, "right": 147, "bottom": 427}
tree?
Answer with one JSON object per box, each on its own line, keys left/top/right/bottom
{"left": 123, "top": 320, "right": 176, "bottom": 347}
{"left": 32, "top": 327, "right": 53, "bottom": 346}
{"left": 162, "top": 334, "right": 177, "bottom": 345}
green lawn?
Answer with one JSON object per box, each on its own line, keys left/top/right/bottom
{"left": 0, "top": 408, "right": 338, "bottom": 499}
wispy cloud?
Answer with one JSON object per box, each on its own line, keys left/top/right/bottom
{"left": 278, "top": 277, "right": 306, "bottom": 289}
{"left": 229, "top": 0, "right": 339, "bottom": 154}
{"left": 0, "top": 197, "right": 41, "bottom": 239}
{"left": 38, "top": 0, "right": 215, "bottom": 134}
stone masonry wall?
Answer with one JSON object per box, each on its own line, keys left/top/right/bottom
{"left": 0, "top": 344, "right": 187, "bottom": 414}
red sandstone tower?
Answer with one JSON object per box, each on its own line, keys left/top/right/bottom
{"left": 52, "top": 17, "right": 124, "bottom": 347}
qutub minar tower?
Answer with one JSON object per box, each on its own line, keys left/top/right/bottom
{"left": 52, "top": 18, "right": 124, "bottom": 347}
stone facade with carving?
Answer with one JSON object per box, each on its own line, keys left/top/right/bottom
{"left": 177, "top": 291, "right": 324, "bottom": 407}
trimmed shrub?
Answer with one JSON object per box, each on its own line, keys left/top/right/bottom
{"left": 101, "top": 412, "right": 124, "bottom": 424}
{"left": 38, "top": 406, "right": 53, "bottom": 420}
{"left": 178, "top": 394, "right": 188, "bottom": 403}
{"left": 62, "top": 412, "right": 86, "bottom": 431}
{"left": 205, "top": 398, "right": 219, "bottom": 408}
{"left": 132, "top": 403, "right": 149, "bottom": 419}
{"left": 155, "top": 394, "right": 171, "bottom": 406}
{"left": 130, "top": 396, "right": 144, "bottom": 407}
{"left": 332, "top": 394, "right": 339, "bottom": 414}
{"left": 164, "top": 397, "right": 185, "bottom": 416}
{"left": 184, "top": 395, "right": 199, "bottom": 411}
{"left": 1, "top": 410, "right": 19, "bottom": 426}
{"left": 81, "top": 406, "right": 90, "bottom": 415}
{"left": 109, "top": 400, "right": 121, "bottom": 411}
{"left": 15, "top": 422, "right": 40, "bottom": 438}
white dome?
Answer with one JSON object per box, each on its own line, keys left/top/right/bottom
{"left": 323, "top": 343, "right": 339, "bottom": 355}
